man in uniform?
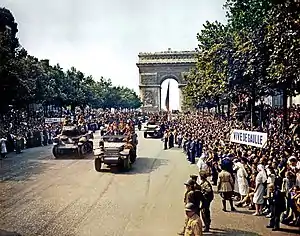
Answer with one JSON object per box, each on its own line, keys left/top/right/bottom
{"left": 163, "top": 130, "right": 169, "bottom": 150}
{"left": 183, "top": 203, "right": 203, "bottom": 236}
{"left": 63, "top": 116, "right": 72, "bottom": 126}
{"left": 190, "top": 175, "right": 201, "bottom": 191}
{"left": 199, "top": 172, "right": 214, "bottom": 232}
{"left": 179, "top": 179, "right": 203, "bottom": 235}
{"left": 188, "top": 136, "right": 196, "bottom": 164}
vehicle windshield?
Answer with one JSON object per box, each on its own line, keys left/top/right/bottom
{"left": 101, "top": 135, "right": 126, "bottom": 142}
{"left": 61, "top": 126, "right": 81, "bottom": 137}
{"left": 147, "top": 121, "right": 157, "bottom": 125}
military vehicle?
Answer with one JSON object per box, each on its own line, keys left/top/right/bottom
{"left": 143, "top": 122, "right": 162, "bottom": 138}
{"left": 94, "top": 133, "right": 138, "bottom": 172}
{"left": 52, "top": 125, "right": 93, "bottom": 158}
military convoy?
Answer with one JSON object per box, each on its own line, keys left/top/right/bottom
{"left": 143, "top": 122, "right": 163, "bottom": 138}
{"left": 52, "top": 125, "right": 94, "bottom": 158}
{"left": 94, "top": 133, "right": 138, "bottom": 172}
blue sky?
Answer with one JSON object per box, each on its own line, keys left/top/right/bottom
{"left": 2, "top": 0, "right": 226, "bottom": 110}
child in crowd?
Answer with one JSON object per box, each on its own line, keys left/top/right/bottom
{"left": 266, "top": 183, "right": 286, "bottom": 231}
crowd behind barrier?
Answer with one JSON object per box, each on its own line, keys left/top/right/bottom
{"left": 161, "top": 104, "right": 300, "bottom": 231}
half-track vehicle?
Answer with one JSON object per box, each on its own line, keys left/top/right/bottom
{"left": 143, "top": 122, "right": 163, "bottom": 138}
{"left": 52, "top": 125, "right": 93, "bottom": 158}
{"left": 94, "top": 133, "right": 138, "bottom": 172}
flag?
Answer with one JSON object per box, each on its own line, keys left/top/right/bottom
{"left": 165, "top": 81, "right": 170, "bottom": 112}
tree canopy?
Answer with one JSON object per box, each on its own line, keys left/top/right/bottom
{"left": 0, "top": 7, "right": 142, "bottom": 114}
{"left": 183, "top": 0, "right": 300, "bottom": 126}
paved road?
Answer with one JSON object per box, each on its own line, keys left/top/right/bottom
{"left": 0, "top": 130, "right": 299, "bottom": 236}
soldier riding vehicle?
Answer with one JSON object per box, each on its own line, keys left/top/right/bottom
{"left": 94, "top": 132, "right": 138, "bottom": 172}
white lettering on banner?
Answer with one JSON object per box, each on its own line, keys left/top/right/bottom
{"left": 230, "top": 129, "right": 268, "bottom": 148}
{"left": 45, "top": 118, "right": 64, "bottom": 124}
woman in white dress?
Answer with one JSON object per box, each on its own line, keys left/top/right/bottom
{"left": 197, "top": 153, "right": 209, "bottom": 176}
{"left": 253, "top": 164, "right": 267, "bottom": 216}
{"left": 234, "top": 162, "right": 249, "bottom": 207}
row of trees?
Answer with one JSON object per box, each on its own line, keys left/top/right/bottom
{"left": 183, "top": 0, "right": 300, "bottom": 126}
{"left": 0, "top": 8, "right": 142, "bottom": 115}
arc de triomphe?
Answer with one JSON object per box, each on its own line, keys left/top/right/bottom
{"left": 136, "top": 50, "right": 196, "bottom": 111}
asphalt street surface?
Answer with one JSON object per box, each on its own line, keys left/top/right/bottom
{"left": 0, "top": 130, "right": 299, "bottom": 236}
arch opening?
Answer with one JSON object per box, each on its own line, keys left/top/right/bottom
{"left": 160, "top": 78, "right": 179, "bottom": 111}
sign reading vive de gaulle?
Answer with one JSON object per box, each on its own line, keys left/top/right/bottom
{"left": 230, "top": 129, "right": 268, "bottom": 148}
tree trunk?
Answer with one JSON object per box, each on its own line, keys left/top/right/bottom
{"left": 216, "top": 96, "right": 220, "bottom": 114}
{"left": 227, "top": 99, "right": 231, "bottom": 119}
{"left": 60, "top": 106, "right": 63, "bottom": 118}
{"left": 71, "top": 104, "right": 75, "bottom": 114}
{"left": 282, "top": 88, "right": 288, "bottom": 129}
{"left": 250, "top": 82, "right": 256, "bottom": 128}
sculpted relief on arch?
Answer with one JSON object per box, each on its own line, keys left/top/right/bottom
{"left": 143, "top": 90, "right": 154, "bottom": 105}
{"left": 140, "top": 73, "right": 157, "bottom": 85}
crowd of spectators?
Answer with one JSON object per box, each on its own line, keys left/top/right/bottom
{"left": 165, "top": 104, "right": 300, "bottom": 230}
{"left": 0, "top": 108, "right": 145, "bottom": 158}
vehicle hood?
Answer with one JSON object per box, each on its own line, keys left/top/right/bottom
{"left": 146, "top": 125, "right": 159, "bottom": 129}
{"left": 104, "top": 142, "right": 124, "bottom": 148}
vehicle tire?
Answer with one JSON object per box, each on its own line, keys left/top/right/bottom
{"left": 129, "top": 149, "right": 137, "bottom": 163}
{"left": 144, "top": 132, "right": 147, "bottom": 138}
{"left": 77, "top": 146, "right": 84, "bottom": 158}
{"left": 123, "top": 156, "right": 131, "bottom": 171}
{"left": 52, "top": 146, "right": 60, "bottom": 158}
{"left": 88, "top": 141, "right": 93, "bottom": 153}
{"left": 94, "top": 158, "right": 102, "bottom": 172}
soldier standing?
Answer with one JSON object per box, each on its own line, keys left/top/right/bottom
{"left": 199, "top": 173, "right": 214, "bottom": 232}
{"left": 183, "top": 203, "right": 203, "bottom": 236}
{"left": 189, "top": 137, "right": 196, "bottom": 164}
{"left": 179, "top": 179, "right": 203, "bottom": 235}
{"left": 168, "top": 129, "right": 174, "bottom": 148}
{"left": 163, "top": 130, "right": 169, "bottom": 150}
{"left": 190, "top": 175, "right": 201, "bottom": 190}
{"left": 217, "top": 164, "right": 236, "bottom": 212}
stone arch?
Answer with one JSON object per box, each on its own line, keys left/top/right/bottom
{"left": 159, "top": 74, "right": 180, "bottom": 85}
{"left": 137, "top": 50, "right": 196, "bottom": 111}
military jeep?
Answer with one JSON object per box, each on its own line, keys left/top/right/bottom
{"left": 52, "top": 125, "right": 93, "bottom": 158}
{"left": 143, "top": 123, "right": 163, "bottom": 138}
{"left": 94, "top": 134, "right": 137, "bottom": 172}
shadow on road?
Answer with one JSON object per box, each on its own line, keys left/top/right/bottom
{"left": 0, "top": 159, "right": 55, "bottom": 182}
{"left": 206, "top": 228, "right": 261, "bottom": 236}
{"left": 0, "top": 229, "right": 22, "bottom": 236}
{"left": 131, "top": 157, "right": 169, "bottom": 174}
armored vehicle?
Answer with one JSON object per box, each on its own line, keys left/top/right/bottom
{"left": 94, "top": 133, "right": 138, "bottom": 172}
{"left": 52, "top": 125, "right": 93, "bottom": 158}
{"left": 143, "top": 122, "right": 162, "bottom": 138}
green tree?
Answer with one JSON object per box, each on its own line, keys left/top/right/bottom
{"left": 265, "top": 0, "right": 300, "bottom": 127}
{"left": 0, "top": 7, "right": 142, "bottom": 114}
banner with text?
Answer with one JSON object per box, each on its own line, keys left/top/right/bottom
{"left": 230, "top": 129, "right": 268, "bottom": 148}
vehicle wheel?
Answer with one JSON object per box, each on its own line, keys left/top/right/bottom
{"left": 129, "top": 149, "right": 137, "bottom": 163}
{"left": 77, "top": 146, "right": 84, "bottom": 158}
{"left": 94, "top": 158, "right": 102, "bottom": 172}
{"left": 88, "top": 141, "right": 93, "bottom": 153}
{"left": 144, "top": 132, "right": 147, "bottom": 138}
{"left": 52, "top": 146, "right": 60, "bottom": 158}
{"left": 123, "top": 156, "right": 131, "bottom": 171}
